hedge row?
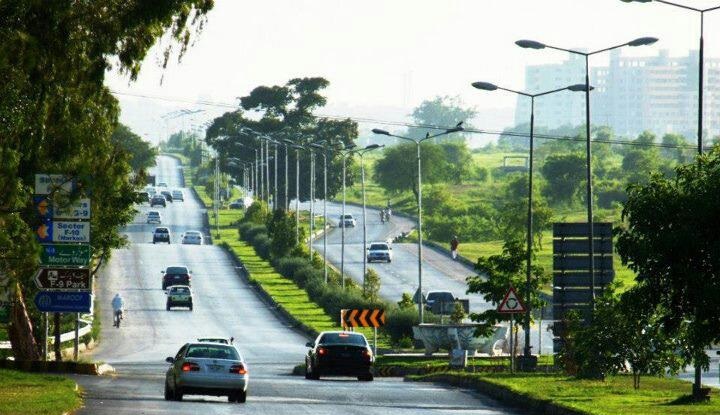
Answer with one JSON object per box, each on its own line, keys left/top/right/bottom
{"left": 237, "top": 219, "right": 419, "bottom": 345}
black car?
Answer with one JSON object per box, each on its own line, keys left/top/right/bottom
{"left": 136, "top": 191, "right": 150, "bottom": 203}
{"left": 162, "top": 266, "right": 192, "bottom": 290}
{"left": 161, "top": 190, "right": 174, "bottom": 202}
{"left": 153, "top": 227, "right": 171, "bottom": 244}
{"left": 150, "top": 195, "right": 167, "bottom": 207}
{"left": 305, "top": 331, "right": 374, "bottom": 381}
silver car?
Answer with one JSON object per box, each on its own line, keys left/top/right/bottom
{"left": 181, "top": 231, "right": 203, "bottom": 245}
{"left": 172, "top": 190, "right": 184, "bottom": 201}
{"left": 165, "top": 342, "right": 249, "bottom": 403}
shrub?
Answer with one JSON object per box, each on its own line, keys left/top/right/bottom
{"left": 382, "top": 307, "right": 420, "bottom": 346}
{"left": 293, "top": 264, "right": 321, "bottom": 287}
{"left": 252, "top": 233, "right": 272, "bottom": 260}
{"left": 242, "top": 224, "right": 267, "bottom": 243}
{"left": 243, "top": 201, "right": 269, "bottom": 224}
{"left": 275, "top": 256, "right": 311, "bottom": 279}
{"left": 237, "top": 222, "right": 254, "bottom": 238}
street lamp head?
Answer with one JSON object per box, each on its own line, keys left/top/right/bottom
{"left": 445, "top": 121, "right": 464, "bottom": 133}
{"left": 628, "top": 36, "right": 658, "bottom": 47}
{"left": 309, "top": 143, "right": 324, "bottom": 149}
{"left": 471, "top": 81, "right": 498, "bottom": 91}
{"left": 344, "top": 143, "right": 357, "bottom": 150}
{"left": 620, "top": 0, "right": 652, "bottom": 3}
{"left": 364, "top": 144, "right": 381, "bottom": 150}
{"left": 516, "top": 39, "right": 546, "bottom": 50}
{"left": 371, "top": 128, "right": 390, "bottom": 136}
{"left": 282, "top": 138, "right": 295, "bottom": 145}
{"left": 567, "top": 84, "right": 595, "bottom": 92}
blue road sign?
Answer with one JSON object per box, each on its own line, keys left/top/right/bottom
{"left": 34, "top": 291, "right": 92, "bottom": 313}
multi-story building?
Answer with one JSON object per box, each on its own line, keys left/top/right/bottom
{"left": 515, "top": 49, "right": 720, "bottom": 139}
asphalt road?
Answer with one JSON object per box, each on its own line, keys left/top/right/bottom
{"left": 72, "top": 155, "right": 521, "bottom": 415}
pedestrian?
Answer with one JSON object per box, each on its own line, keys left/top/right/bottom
{"left": 450, "top": 236, "right": 459, "bottom": 260}
{"left": 380, "top": 208, "right": 386, "bottom": 224}
{"left": 386, "top": 207, "right": 392, "bottom": 222}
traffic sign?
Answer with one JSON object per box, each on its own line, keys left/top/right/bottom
{"left": 40, "top": 244, "right": 91, "bottom": 267}
{"left": 341, "top": 309, "right": 386, "bottom": 328}
{"left": 33, "top": 197, "right": 91, "bottom": 220}
{"left": 34, "top": 268, "right": 91, "bottom": 290}
{"left": 34, "top": 291, "right": 92, "bottom": 313}
{"left": 497, "top": 287, "right": 526, "bottom": 314}
{"left": 35, "top": 221, "right": 90, "bottom": 243}
{"left": 34, "top": 174, "right": 75, "bottom": 195}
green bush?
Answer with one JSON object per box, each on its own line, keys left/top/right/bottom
{"left": 293, "top": 264, "right": 321, "bottom": 287}
{"left": 275, "top": 256, "right": 311, "bottom": 279}
{"left": 382, "top": 307, "right": 420, "bottom": 345}
{"left": 237, "top": 221, "right": 255, "bottom": 237}
{"left": 252, "top": 233, "right": 272, "bottom": 260}
{"left": 242, "top": 224, "right": 267, "bottom": 243}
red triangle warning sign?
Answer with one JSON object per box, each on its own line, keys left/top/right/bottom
{"left": 497, "top": 287, "right": 526, "bottom": 314}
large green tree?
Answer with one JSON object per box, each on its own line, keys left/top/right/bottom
{"left": 407, "top": 96, "right": 476, "bottom": 143}
{"left": 616, "top": 148, "right": 720, "bottom": 399}
{"left": 0, "top": 0, "right": 213, "bottom": 359}
{"left": 373, "top": 142, "right": 448, "bottom": 203}
{"left": 540, "top": 153, "right": 585, "bottom": 205}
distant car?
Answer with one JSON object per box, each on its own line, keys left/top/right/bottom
{"left": 147, "top": 187, "right": 158, "bottom": 196}
{"left": 150, "top": 195, "right": 167, "bottom": 207}
{"left": 197, "top": 337, "right": 234, "bottom": 345}
{"left": 367, "top": 242, "right": 392, "bottom": 263}
{"left": 304, "top": 331, "right": 374, "bottom": 381}
{"left": 158, "top": 182, "right": 168, "bottom": 188}
{"left": 160, "top": 190, "right": 174, "bottom": 202}
{"left": 181, "top": 231, "right": 203, "bottom": 245}
{"left": 166, "top": 285, "right": 193, "bottom": 311}
{"left": 228, "top": 199, "right": 245, "bottom": 209}
{"left": 147, "top": 211, "right": 162, "bottom": 224}
{"left": 164, "top": 342, "right": 248, "bottom": 403}
{"left": 339, "top": 214, "right": 356, "bottom": 228}
{"left": 425, "top": 290, "right": 455, "bottom": 313}
{"left": 162, "top": 266, "right": 191, "bottom": 290}
{"left": 153, "top": 227, "right": 171, "bottom": 244}
{"left": 172, "top": 190, "right": 184, "bottom": 202}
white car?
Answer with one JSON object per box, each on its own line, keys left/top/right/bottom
{"left": 339, "top": 214, "right": 356, "bottom": 227}
{"left": 181, "top": 231, "right": 203, "bottom": 245}
{"left": 147, "top": 187, "right": 157, "bottom": 196}
{"left": 147, "top": 211, "right": 162, "bottom": 224}
{"left": 367, "top": 242, "right": 392, "bottom": 263}
{"left": 165, "top": 342, "right": 248, "bottom": 403}
{"left": 172, "top": 190, "right": 184, "bottom": 201}
{"left": 158, "top": 182, "right": 168, "bottom": 188}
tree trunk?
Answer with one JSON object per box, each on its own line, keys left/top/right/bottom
{"left": 8, "top": 282, "right": 40, "bottom": 361}
{"left": 54, "top": 312, "right": 62, "bottom": 361}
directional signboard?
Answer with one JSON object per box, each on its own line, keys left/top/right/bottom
{"left": 34, "top": 268, "right": 91, "bottom": 290}
{"left": 40, "top": 244, "right": 91, "bottom": 267}
{"left": 34, "top": 174, "right": 75, "bottom": 195}
{"left": 34, "top": 291, "right": 92, "bottom": 313}
{"left": 34, "top": 197, "right": 91, "bottom": 220}
{"left": 497, "top": 287, "right": 526, "bottom": 314}
{"left": 341, "top": 309, "right": 386, "bottom": 328}
{"left": 35, "top": 221, "right": 90, "bottom": 243}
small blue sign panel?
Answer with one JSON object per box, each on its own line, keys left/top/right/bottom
{"left": 34, "top": 291, "right": 92, "bottom": 313}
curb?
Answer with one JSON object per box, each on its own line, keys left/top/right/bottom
{"left": 218, "top": 242, "right": 317, "bottom": 341}
{"left": 407, "top": 373, "right": 586, "bottom": 415}
{"left": 0, "top": 359, "right": 114, "bottom": 376}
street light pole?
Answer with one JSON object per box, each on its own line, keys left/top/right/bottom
{"left": 372, "top": 124, "right": 464, "bottom": 323}
{"left": 295, "top": 146, "right": 300, "bottom": 244}
{"left": 517, "top": 36, "right": 657, "bottom": 309}
{"left": 359, "top": 145, "right": 383, "bottom": 294}
{"left": 472, "top": 81, "right": 590, "bottom": 361}
{"left": 285, "top": 142, "right": 289, "bottom": 210}
{"left": 338, "top": 144, "right": 357, "bottom": 289}
{"left": 622, "top": 0, "right": 719, "bottom": 154}
{"left": 309, "top": 147, "right": 315, "bottom": 256}
{"left": 274, "top": 141, "right": 278, "bottom": 209}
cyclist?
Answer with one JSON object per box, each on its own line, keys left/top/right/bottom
{"left": 112, "top": 293, "right": 124, "bottom": 328}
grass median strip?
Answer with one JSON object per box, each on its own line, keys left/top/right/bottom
{"left": 410, "top": 372, "right": 720, "bottom": 415}
{"left": 0, "top": 369, "right": 81, "bottom": 415}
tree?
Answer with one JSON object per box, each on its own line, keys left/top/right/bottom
{"left": 373, "top": 142, "right": 448, "bottom": 203}
{"left": 407, "top": 96, "right": 476, "bottom": 143}
{"left": 661, "top": 133, "right": 691, "bottom": 164}
{"left": 540, "top": 153, "right": 585, "bottom": 205}
{"left": 364, "top": 268, "right": 380, "bottom": 302}
{"left": 466, "top": 239, "right": 549, "bottom": 338}
{"left": 266, "top": 209, "right": 298, "bottom": 258}
{"left": 616, "top": 148, "right": 720, "bottom": 399}
{"left": 0, "top": 1, "right": 212, "bottom": 358}
{"left": 440, "top": 142, "right": 473, "bottom": 184}
{"left": 111, "top": 124, "right": 157, "bottom": 172}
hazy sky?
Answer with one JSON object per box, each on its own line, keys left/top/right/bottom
{"left": 106, "top": 0, "right": 720, "bottom": 144}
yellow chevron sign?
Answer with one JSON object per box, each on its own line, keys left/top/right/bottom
{"left": 341, "top": 309, "right": 386, "bottom": 328}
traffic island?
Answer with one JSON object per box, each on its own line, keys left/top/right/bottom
{"left": 0, "top": 368, "right": 81, "bottom": 415}
{"left": 406, "top": 372, "right": 720, "bottom": 415}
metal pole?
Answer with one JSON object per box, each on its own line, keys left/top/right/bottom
{"left": 323, "top": 151, "right": 328, "bottom": 283}
{"left": 73, "top": 313, "right": 79, "bottom": 360}
{"left": 285, "top": 144, "right": 289, "bottom": 211}
{"left": 309, "top": 149, "right": 315, "bottom": 256}
{"left": 341, "top": 154, "right": 346, "bottom": 289}
{"left": 361, "top": 151, "right": 368, "bottom": 294}
{"left": 266, "top": 139, "right": 270, "bottom": 204}
{"left": 416, "top": 141, "right": 424, "bottom": 323}
{"left": 510, "top": 313, "right": 515, "bottom": 374}
{"left": 274, "top": 143, "right": 278, "bottom": 209}
{"left": 699, "top": 12, "right": 705, "bottom": 155}
{"left": 255, "top": 150, "right": 259, "bottom": 201}
{"left": 585, "top": 55, "right": 596, "bottom": 308}
{"left": 43, "top": 312, "right": 48, "bottom": 361}
{"left": 260, "top": 141, "right": 264, "bottom": 203}
{"left": 54, "top": 312, "right": 61, "bottom": 361}
{"left": 295, "top": 148, "right": 300, "bottom": 244}
{"left": 524, "top": 97, "right": 535, "bottom": 358}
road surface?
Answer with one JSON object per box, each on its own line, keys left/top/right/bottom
{"left": 72, "top": 155, "right": 521, "bottom": 414}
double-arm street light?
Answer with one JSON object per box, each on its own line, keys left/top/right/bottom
{"left": 472, "top": 81, "right": 591, "bottom": 362}
{"left": 359, "top": 144, "right": 384, "bottom": 294}
{"left": 622, "top": 0, "right": 720, "bottom": 154}
{"left": 372, "top": 124, "right": 464, "bottom": 323}
{"left": 310, "top": 141, "right": 330, "bottom": 283}
{"left": 516, "top": 36, "right": 658, "bottom": 309}
{"left": 338, "top": 144, "right": 358, "bottom": 289}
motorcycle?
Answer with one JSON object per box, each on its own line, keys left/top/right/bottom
{"left": 114, "top": 309, "right": 124, "bottom": 328}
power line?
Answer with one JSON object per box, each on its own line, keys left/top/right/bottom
{"left": 111, "top": 90, "right": 706, "bottom": 151}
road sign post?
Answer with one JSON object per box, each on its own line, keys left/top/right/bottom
{"left": 497, "top": 287, "right": 526, "bottom": 373}
{"left": 34, "top": 291, "right": 93, "bottom": 313}
{"left": 40, "top": 244, "right": 91, "bottom": 267}
{"left": 34, "top": 268, "right": 91, "bottom": 290}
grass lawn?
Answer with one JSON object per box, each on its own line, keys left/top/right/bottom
{"left": 0, "top": 369, "right": 81, "bottom": 415}
{"left": 412, "top": 371, "right": 720, "bottom": 415}
{"left": 377, "top": 354, "right": 554, "bottom": 368}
